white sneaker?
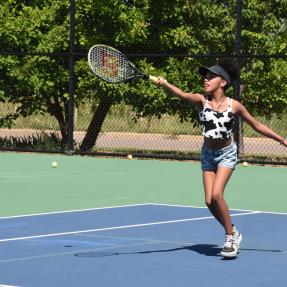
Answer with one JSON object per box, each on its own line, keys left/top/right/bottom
{"left": 232, "top": 225, "right": 243, "bottom": 248}
{"left": 221, "top": 234, "right": 238, "bottom": 258}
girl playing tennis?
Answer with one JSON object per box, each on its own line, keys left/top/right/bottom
{"left": 154, "top": 59, "right": 287, "bottom": 258}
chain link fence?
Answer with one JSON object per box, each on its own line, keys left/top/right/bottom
{"left": 0, "top": 0, "right": 286, "bottom": 164}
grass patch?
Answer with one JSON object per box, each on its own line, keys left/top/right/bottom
{"left": 1, "top": 102, "right": 286, "bottom": 137}
{"left": 0, "top": 133, "right": 64, "bottom": 152}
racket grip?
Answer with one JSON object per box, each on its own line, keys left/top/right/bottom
{"left": 149, "top": 75, "right": 158, "bottom": 82}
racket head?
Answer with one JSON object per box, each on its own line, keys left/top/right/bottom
{"left": 88, "top": 44, "right": 147, "bottom": 83}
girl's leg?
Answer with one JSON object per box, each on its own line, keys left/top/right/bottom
{"left": 211, "top": 166, "right": 233, "bottom": 235}
{"left": 202, "top": 170, "right": 225, "bottom": 227}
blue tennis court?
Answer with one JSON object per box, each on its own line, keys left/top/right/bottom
{"left": 0, "top": 203, "right": 286, "bottom": 287}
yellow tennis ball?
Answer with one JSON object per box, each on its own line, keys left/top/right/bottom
{"left": 127, "top": 154, "right": 133, "bottom": 160}
{"left": 243, "top": 161, "right": 248, "bottom": 167}
{"left": 52, "top": 161, "right": 58, "bottom": 168}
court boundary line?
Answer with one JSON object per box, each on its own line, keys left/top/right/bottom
{"left": 0, "top": 211, "right": 259, "bottom": 243}
{"left": 0, "top": 202, "right": 286, "bottom": 220}
{"left": 149, "top": 203, "right": 287, "bottom": 216}
{"left": 0, "top": 203, "right": 151, "bottom": 220}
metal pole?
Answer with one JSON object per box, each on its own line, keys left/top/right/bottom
{"left": 67, "top": 0, "right": 75, "bottom": 155}
{"left": 234, "top": 0, "right": 243, "bottom": 156}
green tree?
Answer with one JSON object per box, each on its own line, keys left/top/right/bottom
{"left": 0, "top": 0, "right": 71, "bottom": 143}
{"left": 239, "top": 0, "right": 287, "bottom": 116}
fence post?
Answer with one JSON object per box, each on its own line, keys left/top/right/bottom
{"left": 67, "top": 0, "right": 75, "bottom": 155}
{"left": 234, "top": 0, "right": 244, "bottom": 158}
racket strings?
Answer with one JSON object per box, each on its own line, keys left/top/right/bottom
{"left": 89, "top": 46, "right": 134, "bottom": 83}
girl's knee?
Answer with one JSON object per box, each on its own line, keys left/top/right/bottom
{"left": 205, "top": 197, "right": 212, "bottom": 208}
{"left": 212, "top": 192, "right": 223, "bottom": 203}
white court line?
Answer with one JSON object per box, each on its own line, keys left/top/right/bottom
{"left": 150, "top": 203, "right": 287, "bottom": 215}
{"left": 0, "top": 285, "right": 19, "bottom": 287}
{"left": 0, "top": 203, "right": 151, "bottom": 220}
{"left": 0, "top": 202, "right": 285, "bottom": 221}
{"left": 0, "top": 211, "right": 260, "bottom": 243}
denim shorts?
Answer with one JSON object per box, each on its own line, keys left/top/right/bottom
{"left": 201, "top": 142, "right": 238, "bottom": 171}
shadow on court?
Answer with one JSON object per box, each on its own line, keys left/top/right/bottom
{"left": 74, "top": 244, "right": 221, "bottom": 258}
{"left": 75, "top": 243, "right": 283, "bottom": 260}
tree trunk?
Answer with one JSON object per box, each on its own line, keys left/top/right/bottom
{"left": 80, "top": 97, "right": 113, "bottom": 151}
{"left": 48, "top": 99, "right": 67, "bottom": 144}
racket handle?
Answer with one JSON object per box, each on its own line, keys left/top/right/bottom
{"left": 149, "top": 75, "right": 158, "bottom": 82}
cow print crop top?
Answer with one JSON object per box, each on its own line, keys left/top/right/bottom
{"left": 198, "top": 97, "right": 234, "bottom": 139}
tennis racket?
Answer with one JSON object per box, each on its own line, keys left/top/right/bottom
{"left": 88, "top": 44, "right": 157, "bottom": 84}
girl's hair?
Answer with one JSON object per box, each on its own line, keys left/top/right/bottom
{"left": 217, "top": 58, "right": 239, "bottom": 82}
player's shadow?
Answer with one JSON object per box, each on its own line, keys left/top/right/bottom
{"left": 185, "top": 244, "right": 222, "bottom": 257}
{"left": 136, "top": 244, "right": 222, "bottom": 257}
{"left": 75, "top": 244, "right": 282, "bottom": 260}
{"left": 75, "top": 244, "right": 222, "bottom": 258}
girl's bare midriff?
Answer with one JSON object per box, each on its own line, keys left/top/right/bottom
{"left": 203, "top": 137, "right": 232, "bottom": 149}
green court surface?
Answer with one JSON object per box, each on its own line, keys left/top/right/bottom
{"left": 0, "top": 152, "right": 286, "bottom": 217}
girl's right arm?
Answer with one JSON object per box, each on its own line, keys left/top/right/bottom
{"left": 155, "top": 77, "right": 204, "bottom": 108}
{"left": 234, "top": 100, "right": 287, "bottom": 147}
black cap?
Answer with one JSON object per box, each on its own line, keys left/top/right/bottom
{"left": 199, "top": 65, "right": 231, "bottom": 84}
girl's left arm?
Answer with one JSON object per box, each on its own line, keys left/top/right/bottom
{"left": 233, "top": 101, "right": 287, "bottom": 147}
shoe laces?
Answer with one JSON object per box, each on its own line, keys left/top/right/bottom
{"left": 232, "top": 227, "right": 240, "bottom": 242}
{"left": 232, "top": 226, "right": 239, "bottom": 236}
{"left": 224, "top": 234, "right": 234, "bottom": 248}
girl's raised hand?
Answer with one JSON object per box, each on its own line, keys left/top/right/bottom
{"left": 154, "top": 76, "right": 168, "bottom": 87}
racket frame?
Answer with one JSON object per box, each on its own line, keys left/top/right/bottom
{"left": 88, "top": 44, "right": 156, "bottom": 84}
